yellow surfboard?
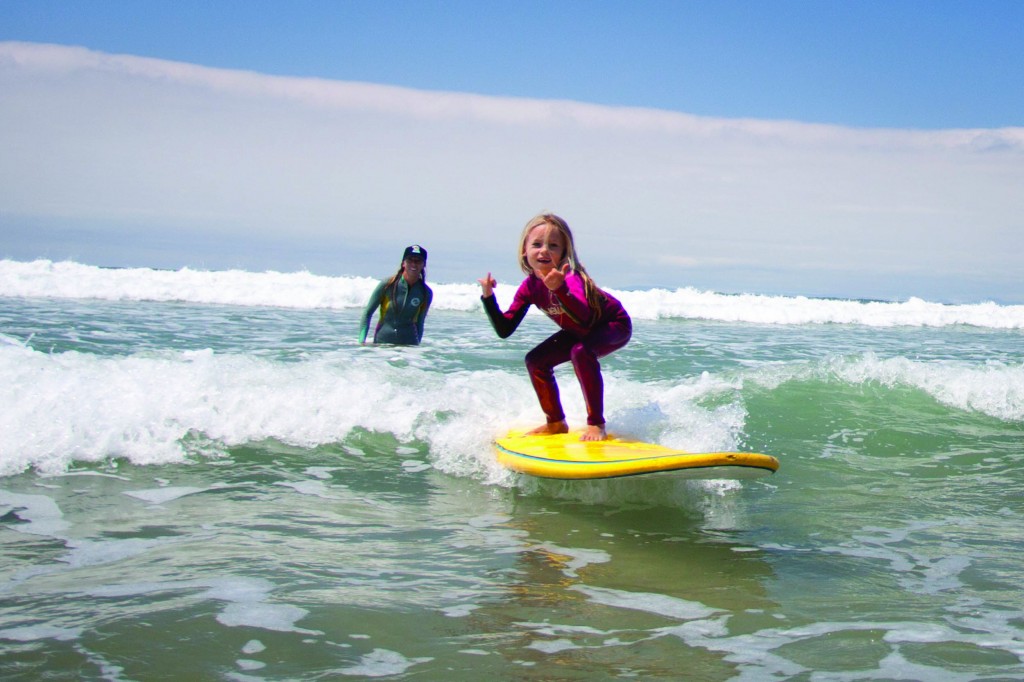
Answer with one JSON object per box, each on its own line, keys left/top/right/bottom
{"left": 494, "top": 431, "right": 779, "bottom": 480}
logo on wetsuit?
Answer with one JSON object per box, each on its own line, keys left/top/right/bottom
{"left": 542, "top": 290, "right": 563, "bottom": 318}
{"left": 410, "top": 298, "right": 421, "bottom": 307}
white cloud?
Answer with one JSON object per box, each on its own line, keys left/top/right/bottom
{"left": 1, "top": 41, "right": 1022, "bottom": 301}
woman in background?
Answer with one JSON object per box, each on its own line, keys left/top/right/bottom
{"left": 359, "top": 244, "right": 433, "bottom": 345}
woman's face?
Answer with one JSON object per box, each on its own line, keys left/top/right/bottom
{"left": 403, "top": 256, "right": 425, "bottom": 281}
{"left": 523, "top": 223, "right": 565, "bottom": 277}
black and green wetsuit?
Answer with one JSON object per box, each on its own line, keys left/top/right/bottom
{"left": 359, "top": 277, "right": 433, "bottom": 345}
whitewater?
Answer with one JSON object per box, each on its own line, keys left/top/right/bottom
{"left": 3, "top": 258, "right": 1023, "bottom": 327}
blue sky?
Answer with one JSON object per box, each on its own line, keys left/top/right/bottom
{"left": 4, "top": 0, "right": 1022, "bottom": 129}
{"left": 1, "top": 1, "right": 1022, "bottom": 302}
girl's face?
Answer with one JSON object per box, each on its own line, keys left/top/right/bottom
{"left": 523, "top": 223, "right": 566, "bottom": 277}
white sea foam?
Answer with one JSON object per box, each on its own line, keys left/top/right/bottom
{"left": 571, "top": 584, "right": 724, "bottom": 620}
{"left": 549, "top": 578, "right": 1024, "bottom": 681}
{"left": 0, "top": 339, "right": 549, "bottom": 476}
{"left": 745, "top": 353, "right": 1024, "bottom": 422}
{"left": 0, "top": 624, "right": 83, "bottom": 642}
{"left": 335, "top": 648, "right": 433, "bottom": 677}
{"left": 2, "top": 334, "right": 1022, "bottom": 477}
{"left": 0, "top": 317, "right": 764, "bottom": 480}
{"left": 842, "top": 355, "right": 1024, "bottom": 422}
{"left": 123, "top": 485, "right": 210, "bottom": 505}
{"left": 3, "top": 259, "right": 1023, "bottom": 328}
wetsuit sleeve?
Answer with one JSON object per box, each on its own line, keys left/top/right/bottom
{"left": 416, "top": 285, "right": 433, "bottom": 343}
{"left": 359, "top": 280, "right": 386, "bottom": 344}
{"left": 482, "top": 282, "right": 530, "bottom": 339}
{"left": 552, "top": 273, "right": 595, "bottom": 328}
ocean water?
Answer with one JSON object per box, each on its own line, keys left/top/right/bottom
{"left": 2, "top": 259, "right": 1023, "bottom": 681}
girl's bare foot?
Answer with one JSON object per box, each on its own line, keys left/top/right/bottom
{"left": 526, "top": 420, "right": 569, "bottom": 436}
{"left": 579, "top": 425, "right": 607, "bottom": 441}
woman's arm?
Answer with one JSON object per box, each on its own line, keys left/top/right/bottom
{"left": 415, "top": 285, "right": 433, "bottom": 343}
{"left": 358, "top": 280, "right": 386, "bottom": 344}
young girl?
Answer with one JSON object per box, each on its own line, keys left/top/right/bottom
{"left": 359, "top": 244, "right": 433, "bottom": 345}
{"left": 479, "top": 214, "right": 631, "bottom": 441}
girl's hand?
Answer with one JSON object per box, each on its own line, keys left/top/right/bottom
{"left": 478, "top": 272, "right": 496, "bottom": 298}
{"left": 543, "top": 263, "right": 570, "bottom": 291}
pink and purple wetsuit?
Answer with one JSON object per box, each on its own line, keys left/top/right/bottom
{"left": 482, "top": 271, "right": 632, "bottom": 427}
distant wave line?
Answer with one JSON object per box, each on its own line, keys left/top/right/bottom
{"left": 2, "top": 259, "right": 1022, "bottom": 329}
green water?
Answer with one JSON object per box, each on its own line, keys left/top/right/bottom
{"left": 2, "top": 299, "right": 1023, "bottom": 679}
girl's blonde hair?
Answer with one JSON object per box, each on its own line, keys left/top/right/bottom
{"left": 518, "top": 213, "right": 606, "bottom": 321}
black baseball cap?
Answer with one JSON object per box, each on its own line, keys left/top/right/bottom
{"left": 403, "top": 244, "right": 427, "bottom": 262}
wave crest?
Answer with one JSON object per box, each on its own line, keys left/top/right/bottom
{"left": 3, "top": 259, "right": 1023, "bottom": 329}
